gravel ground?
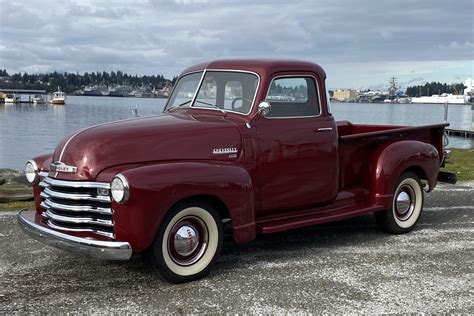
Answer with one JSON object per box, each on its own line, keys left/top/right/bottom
{"left": 1, "top": 182, "right": 473, "bottom": 313}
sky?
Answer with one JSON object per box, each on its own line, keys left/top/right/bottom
{"left": 0, "top": 0, "right": 473, "bottom": 90}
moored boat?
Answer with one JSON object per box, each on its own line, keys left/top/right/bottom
{"left": 33, "top": 95, "right": 45, "bottom": 104}
{"left": 4, "top": 93, "right": 20, "bottom": 103}
{"left": 50, "top": 87, "right": 66, "bottom": 105}
{"left": 411, "top": 93, "right": 467, "bottom": 104}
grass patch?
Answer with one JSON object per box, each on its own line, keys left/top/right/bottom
{"left": 442, "top": 148, "right": 474, "bottom": 181}
{"left": 0, "top": 183, "right": 34, "bottom": 211}
{"left": 0, "top": 184, "right": 31, "bottom": 191}
{"left": 0, "top": 200, "right": 34, "bottom": 212}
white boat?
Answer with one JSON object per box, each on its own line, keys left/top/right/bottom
{"left": 33, "top": 95, "right": 45, "bottom": 104}
{"left": 464, "top": 78, "right": 473, "bottom": 103}
{"left": 50, "top": 87, "right": 66, "bottom": 105}
{"left": 411, "top": 93, "right": 467, "bottom": 104}
{"left": 4, "top": 93, "right": 20, "bottom": 103}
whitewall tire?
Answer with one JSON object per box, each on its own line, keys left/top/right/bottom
{"left": 148, "top": 201, "right": 223, "bottom": 283}
{"left": 375, "top": 171, "right": 424, "bottom": 234}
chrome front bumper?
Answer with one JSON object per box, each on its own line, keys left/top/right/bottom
{"left": 17, "top": 209, "right": 132, "bottom": 260}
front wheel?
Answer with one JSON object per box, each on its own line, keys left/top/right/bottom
{"left": 375, "top": 171, "right": 424, "bottom": 234}
{"left": 147, "top": 201, "right": 223, "bottom": 283}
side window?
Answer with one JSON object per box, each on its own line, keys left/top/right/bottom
{"left": 266, "top": 77, "right": 320, "bottom": 118}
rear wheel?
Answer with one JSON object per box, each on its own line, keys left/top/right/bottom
{"left": 147, "top": 201, "right": 223, "bottom": 283}
{"left": 375, "top": 171, "right": 424, "bottom": 234}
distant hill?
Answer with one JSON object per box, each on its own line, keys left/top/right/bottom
{"left": 0, "top": 69, "right": 176, "bottom": 94}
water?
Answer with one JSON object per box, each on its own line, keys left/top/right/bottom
{"left": 0, "top": 96, "right": 472, "bottom": 169}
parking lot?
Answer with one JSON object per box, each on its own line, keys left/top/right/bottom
{"left": 1, "top": 181, "right": 473, "bottom": 313}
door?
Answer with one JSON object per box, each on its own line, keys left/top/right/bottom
{"left": 256, "top": 75, "right": 338, "bottom": 215}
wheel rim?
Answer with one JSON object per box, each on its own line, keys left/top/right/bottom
{"left": 395, "top": 185, "right": 416, "bottom": 221}
{"left": 168, "top": 216, "right": 209, "bottom": 266}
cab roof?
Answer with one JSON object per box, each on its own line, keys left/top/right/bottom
{"left": 180, "top": 59, "right": 326, "bottom": 79}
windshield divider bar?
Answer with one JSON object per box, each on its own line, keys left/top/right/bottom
{"left": 189, "top": 69, "right": 207, "bottom": 108}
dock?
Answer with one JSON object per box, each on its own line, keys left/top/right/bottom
{"left": 0, "top": 88, "right": 48, "bottom": 103}
{"left": 446, "top": 128, "right": 474, "bottom": 138}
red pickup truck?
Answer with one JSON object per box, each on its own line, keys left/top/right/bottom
{"left": 18, "top": 59, "right": 456, "bottom": 283}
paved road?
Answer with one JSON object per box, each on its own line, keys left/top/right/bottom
{"left": 1, "top": 182, "right": 473, "bottom": 313}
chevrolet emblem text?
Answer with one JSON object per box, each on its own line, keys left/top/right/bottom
{"left": 50, "top": 162, "right": 77, "bottom": 173}
{"left": 212, "top": 148, "right": 238, "bottom": 155}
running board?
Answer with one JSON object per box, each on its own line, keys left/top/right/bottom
{"left": 256, "top": 204, "right": 384, "bottom": 234}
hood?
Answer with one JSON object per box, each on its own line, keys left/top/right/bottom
{"left": 50, "top": 111, "right": 242, "bottom": 180}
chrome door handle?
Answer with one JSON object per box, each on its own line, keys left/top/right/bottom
{"left": 317, "top": 127, "right": 333, "bottom": 132}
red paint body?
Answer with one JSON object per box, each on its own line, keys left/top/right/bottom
{"left": 30, "top": 60, "right": 447, "bottom": 254}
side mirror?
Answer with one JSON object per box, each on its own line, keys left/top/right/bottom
{"left": 257, "top": 101, "right": 271, "bottom": 116}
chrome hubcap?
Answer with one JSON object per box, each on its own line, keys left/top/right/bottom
{"left": 173, "top": 225, "right": 199, "bottom": 257}
{"left": 168, "top": 216, "right": 208, "bottom": 266}
{"left": 395, "top": 185, "right": 415, "bottom": 221}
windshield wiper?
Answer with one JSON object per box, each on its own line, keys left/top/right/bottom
{"left": 167, "top": 99, "right": 225, "bottom": 114}
{"left": 194, "top": 100, "right": 225, "bottom": 113}
{"left": 166, "top": 100, "right": 192, "bottom": 111}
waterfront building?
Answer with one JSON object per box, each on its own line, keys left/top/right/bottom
{"left": 333, "top": 89, "right": 357, "bottom": 101}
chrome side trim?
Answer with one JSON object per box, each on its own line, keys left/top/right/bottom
{"left": 43, "top": 187, "right": 111, "bottom": 203}
{"left": 17, "top": 209, "right": 131, "bottom": 260}
{"left": 42, "top": 199, "right": 113, "bottom": 215}
{"left": 44, "top": 209, "right": 114, "bottom": 227}
{"left": 42, "top": 177, "right": 110, "bottom": 189}
{"left": 317, "top": 127, "right": 333, "bottom": 132}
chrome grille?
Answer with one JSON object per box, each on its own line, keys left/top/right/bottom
{"left": 38, "top": 172, "right": 114, "bottom": 239}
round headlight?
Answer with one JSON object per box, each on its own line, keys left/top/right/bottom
{"left": 25, "top": 160, "right": 38, "bottom": 184}
{"left": 111, "top": 174, "right": 129, "bottom": 204}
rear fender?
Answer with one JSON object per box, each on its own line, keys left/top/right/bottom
{"left": 104, "top": 162, "right": 255, "bottom": 253}
{"left": 370, "top": 140, "right": 439, "bottom": 207}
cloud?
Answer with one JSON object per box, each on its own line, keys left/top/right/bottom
{"left": 0, "top": 0, "right": 472, "bottom": 87}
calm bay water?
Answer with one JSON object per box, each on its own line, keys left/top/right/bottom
{"left": 0, "top": 95, "right": 472, "bottom": 169}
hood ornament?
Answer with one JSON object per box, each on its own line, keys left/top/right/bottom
{"left": 50, "top": 161, "right": 77, "bottom": 173}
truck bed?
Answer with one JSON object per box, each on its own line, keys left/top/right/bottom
{"left": 336, "top": 121, "right": 448, "bottom": 190}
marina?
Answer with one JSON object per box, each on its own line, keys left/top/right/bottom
{"left": 0, "top": 96, "right": 473, "bottom": 169}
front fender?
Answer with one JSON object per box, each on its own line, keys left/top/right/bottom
{"left": 370, "top": 140, "right": 439, "bottom": 207}
{"left": 100, "top": 162, "right": 255, "bottom": 253}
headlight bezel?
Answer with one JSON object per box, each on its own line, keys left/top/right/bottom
{"left": 25, "top": 160, "right": 39, "bottom": 184}
{"left": 111, "top": 174, "right": 129, "bottom": 204}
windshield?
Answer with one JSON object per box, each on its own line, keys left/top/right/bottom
{"left": 166, "top": 72, "right": 203, "bottom": 109}
{"left": 166, "top": 71, "right": 259, "bottom": 115}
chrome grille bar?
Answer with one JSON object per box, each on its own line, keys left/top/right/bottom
{"left": 42, "top": 176, "right": 110, "bottom": 189}
{"left": 46, "top": 220, "right": 115, "bottom": 239}
{"left": 43, "top": 187, "right": 111, "bottom": 203}
{"left": 43, "top": 209, "right": 114, "bottom": 227}
{"left": 41, "top": 199, "right": 113, "bottom": 215}
{"left": 38, "top": 173, "right": 114, "bottom": 239}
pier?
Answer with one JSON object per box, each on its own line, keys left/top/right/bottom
{"left": 446, "top": 128, "right": 474, "bottom": 138}
{"left": 0, "top": 89, "right": 47, "bottom": 103}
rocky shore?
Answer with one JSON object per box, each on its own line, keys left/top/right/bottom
{"left": 0, "top": 169, "right": 33, "bottom": 203}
